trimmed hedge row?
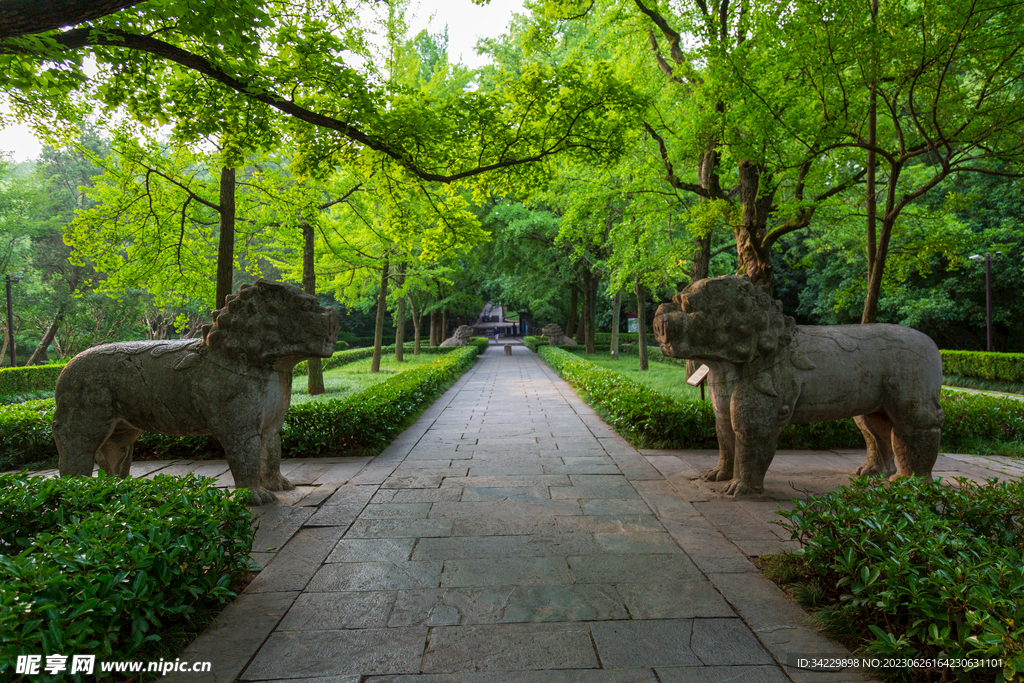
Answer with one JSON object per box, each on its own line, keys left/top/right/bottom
{"left": 0, "top": 341, "right": 486, "bottom": 469}
{"left": 0, "top": 473, "right": 254, "bottom": 676}
{"left": 283, "top": 343, "right": 482, "bottom": 455}
{"left": 0, "top": 363, "right": 67, "bottom": 397}
{"left": 539, "top": 346, "right": 1024, "bottom": 452}
{"left": 941, "top": 350, "right": 1024, "bottom": 382}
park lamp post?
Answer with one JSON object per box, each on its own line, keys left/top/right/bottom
{"left": 4, "top": 273, "right": 22, "bottom": 367}
{"left": 969, "top": 252, "right": 1001, "bottom": 352}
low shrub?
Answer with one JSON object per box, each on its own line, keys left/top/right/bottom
{"left": 942, "top": 350, "right": 1024, "bottom": 383}
{"left": 539, "top": 347, "right": 1024, "bottom": 453}
{"left": 0, "top": 344, "right": 484, "bottom": 469}
{"left": 774, "top": 477, "right": 1023, "bottom": 682}
{"left": 539, "top": 346, "right": 717, "bottom": 448}
{"left": 0, "top": 363, "right": 67, "bottom": 398}
{"left": 523, "top": 336, "right": 546, "bottom": 352}
{"left": 282, "top": 345, "right": 481, "bottom": 455}
{"left": 0, "top": 473, "right": 254, "bottom": 679}
{"left": 943, "top": 374, "right": 1024, "bottom": 396}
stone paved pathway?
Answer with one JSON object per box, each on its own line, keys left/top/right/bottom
{"left": 158, "top": 345, "right": 1023, "bottom": 683}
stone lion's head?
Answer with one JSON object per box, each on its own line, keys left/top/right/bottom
{"left": 653, "top": 275, "right": 795, "bottom": 364}
{"left": 201, "top": 280, "right": 339, "bottom": 367}
{"left": 453, "top": 325, "right": 474, "bottom": 340}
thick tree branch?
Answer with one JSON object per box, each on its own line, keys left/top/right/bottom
{"left": 642, "top": 121, "right": 713, "bottom": 199}
{"left": 633, "top": 0, "right": 686, "bottom": 66}
{"left": 0, "top": 0, "right": 146, "bottom": 39}
{"left": 30, "top": 28, "right": 583, "bottom": 184}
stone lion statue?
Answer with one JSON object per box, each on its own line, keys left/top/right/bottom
{"left": 653, "top": 275, "right": 943, "bottom": 496}
{"left": 542, "top": 323, "right": 577, "bottom": 346}
{"left": 54, "top": 280, "right": 339, "bottom": 505}
{"left": 440, "top": 325, "right": 475, "bottom": 347}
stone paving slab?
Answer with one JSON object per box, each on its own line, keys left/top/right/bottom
{"left": 421, "top": 623, "right": 599, "bottom": 673}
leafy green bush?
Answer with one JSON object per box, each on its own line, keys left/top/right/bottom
{"left": 0, "top": 345, "right": 483, "bottom": 469}
{"left": 539, "top": 346, "right": 717, "bottom": 448}
{"left": 539, "top": 347, "right": 1024, "bottom": 452}
{"left": 0, "top": 473, "right": 254, "bottom": 679}
{"left": 776, "top": 477, "right": 1022, "bottom": 682}
{"left": 939, "top": 390, "right": 1024, "bottom": 454}
{"left": 942, "top": 350, "right": 1024, "bottom": 383}
{"left": 523, "top": 336, "right": 546, "bottom": 352}
{"left": 0, "top": 363, "right": 67, "bottom": 398}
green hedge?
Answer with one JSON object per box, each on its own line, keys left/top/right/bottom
{"left": 941, "top": 350, "right": 1024, "bottom": 382}
{"left": 539, "top": 346, "right": 1024, "bottom": 452}
{"left": 0, "top": 342, "right": 485, "bottom": 469}
{"left": 777, "top": 477, "right": 1022, "bottom": 682}
{"left": 282, "top": 344, "right": 482, "bottom": 455}
{"left": 0, "top": 363, "right": 67, "bottom": 397}
{"left": 293, "top": 342, "right": 458, "bottom": 377}
{"left": 0, "top": 473, "right": 254, "bottom": 677}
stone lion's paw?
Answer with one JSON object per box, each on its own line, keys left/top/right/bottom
{"left": 854, "top": 464, "right": 880, "bottom": 476}
{"left": 262, "top": 473, "right": 296, "bottom": 492}
{"left": 247, "top": 486, "right": 279, "bottom": 506}
{"left": 703, "top": 466, "right": 732, "bottom": 482}
{"left": 724, "top": 480, "right": 761, "bottom": 497}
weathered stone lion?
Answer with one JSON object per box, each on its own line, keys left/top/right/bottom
{"left": 653, "top": 275, "right": 944, "bottom": 496}
{"left": 54, "top": 280, "right": 339, "bottom": 505}
{"left": 542, "top": 323, "right": 577, "bottom": 346}
{"left": 440, "top": 325, "right": 475, "bottom": 347}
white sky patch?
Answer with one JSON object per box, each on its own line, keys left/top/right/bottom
{"left": 410, "top": 0, "right": 522, "bottom": 68}
{"left": 0, "top": 0, "right": 524, "bottom": 162}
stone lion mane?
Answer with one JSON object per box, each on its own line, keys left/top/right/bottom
{"left": 655, "top": 275, "right": 795, "bottom": 363}
{"left": 654, "top": 275, "right": 944, "bottom": 496}
{"left": 54, "top": 280, "right": 339, "bottom": 505}
{"left": 541, "top": 323, "right": 577, "bottom": 346}
{"left": 440, "top": 325, "right": 475, "bottom": 346}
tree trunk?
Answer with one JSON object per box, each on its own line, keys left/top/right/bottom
{"left": 0, "top": 0, "right": 148, "bottom": 40}
{"left": 691, "top": 136, "right": 720, "bottom": 284}
{"left": 407, "top": 297, "right": 422, "bottom": 355}
{"left": 429, "top": 309, "right": 441, "bottom": 346}
{"left": 215, "top": 166, "right": 236, "bottom": 309}
{"left": 610, "top": 289, "right": 621, "bottom": 360}
{"left": 394, "top": 263, "right": 406, "bottom": 362}
{"left": 302, "top": 222, "right": 325, "bottom": 395}
{"left": 861, "top": 215, "right": 895, "bottom": 324}
{"left": 583, "top": 269, "right": 597, "bottom": 355}
{"left": 565, "top": 285, "right": 579, "bottom": 337}
{"left": 442, "top": 309, "right": 449, "bottom": 343}
{"left": 734, "top": 161, "right": 776, "bottom": 295}
{"left": 635, "top": 279, "right": 648, "bottom": 371}
{"left": 26, "top": 305, "right": 67, "bottom": 366}
{"left": 371, "top": 257, "right": 389, "bottom": 373}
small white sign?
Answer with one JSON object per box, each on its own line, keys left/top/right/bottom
{"left": 686, "top": 364, "right": 710, "bottom": 386}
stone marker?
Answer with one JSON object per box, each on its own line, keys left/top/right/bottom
{"left": 504, "top": 344, "right": 512, "bottom": 356}
{"left": 440, "top": 325, "right": 475, "bottom": 347}
{"left": 653, "top": 275, "right": 943, "bottom": 496}
{"left": 53, "top": 280, "right": 339, "bottom": 504}
{"left": 541, "top": 323, "right": 577, "bottom": 346}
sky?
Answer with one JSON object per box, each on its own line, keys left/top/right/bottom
{"left": 0, "top": 0, "right": 524, "bottom": 162}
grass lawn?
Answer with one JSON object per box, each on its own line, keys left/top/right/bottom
{"left": 291, "top": 353, "right": 439, "bottom": 404}
{"left": 577, "top": 355, "right": 704, "bottom": 403}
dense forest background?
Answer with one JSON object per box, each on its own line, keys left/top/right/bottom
{"left": 1, "top": 0, "right": 1022, "bottom": 366}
